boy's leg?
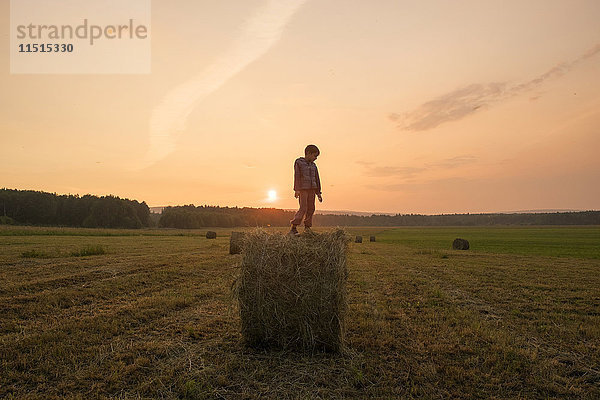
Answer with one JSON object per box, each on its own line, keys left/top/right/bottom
{"left": 290, "top": 190, "right": 308, "bottom": 226}
{"left": 303, "top": 190, "right": 316, "bottom": 228}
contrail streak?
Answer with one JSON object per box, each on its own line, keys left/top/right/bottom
{"left": 139, "top": 0, "right": 308, "bottom": 169}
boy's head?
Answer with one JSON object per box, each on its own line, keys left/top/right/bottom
{"left": 304, "top": 144, "right": 320, "bottom": 162}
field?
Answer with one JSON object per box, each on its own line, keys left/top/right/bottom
{"left": 1, "top": 225, "right": 599, "bottom": 399}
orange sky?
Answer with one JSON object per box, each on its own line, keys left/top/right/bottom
{"left": 2, "top": 0, "right": 600, "bottom": 214}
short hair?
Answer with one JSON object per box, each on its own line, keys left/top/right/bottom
{"left": 304, "top": 144, "right": 320, "bottom": 156}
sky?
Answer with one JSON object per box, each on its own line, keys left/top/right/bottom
{"left": 2, "top": 0, "right": 600, "bottom": 214}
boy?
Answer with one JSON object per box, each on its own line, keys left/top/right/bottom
{"left": 289, "top": 144, "right": 323, "bottom": 235}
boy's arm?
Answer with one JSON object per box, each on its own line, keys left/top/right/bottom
{"left": 293, "top": 159, "right": 301, "bottom": 191}
{"left": 315, "top": 165, "right": 322, "bottom": 195}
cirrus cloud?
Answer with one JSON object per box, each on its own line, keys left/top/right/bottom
{"left": 138, "top": 0, "right": 310, "bottom": 170}
{"left": 391, "top": 43, "right": 600, "bottom": 131}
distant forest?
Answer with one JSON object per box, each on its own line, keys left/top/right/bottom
{"left": 1, "top": 188, "right": 599, "bottom": 229}
{"left": 0, "top": 188, "right": 151, "bottom": 228}
{"left": 160, "top": 205, "right": 600, "bottom": 228}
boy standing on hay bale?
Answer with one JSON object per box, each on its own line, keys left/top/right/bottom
{"left": 289, "top": 144, "right": 322, "bottom": 235}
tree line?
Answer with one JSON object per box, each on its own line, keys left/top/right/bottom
{"left": 158, "top": 205, "right": 293, "bottom": 228}
{"left": 0, "top": 188, "right": 151, "bottom": 228}
{"left": 159, "top": 205, "right": 600, "bottom": 228}
{"left": 1, "top": 188, "right": 599, "bottom": 229}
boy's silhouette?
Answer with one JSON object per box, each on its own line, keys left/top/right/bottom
{"left": 289, "top": 144, "right": 322, "bottom": 235}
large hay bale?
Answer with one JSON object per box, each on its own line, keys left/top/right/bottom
{"left": 229, "top": 231, "right": 245, "bottom": 255}
{"left": 233, "top": 229, "right": 350, "bottom": 352}
{"left": 452, "top": 238, "right": 470, "bottom": 250}
{"left": 355, "top": 235, "right": 362, "bottom": 243}
{"left": 370, "top": 236, "right": 376, "bottom": 242}
{"left": 206, "top": 231, "right": 217, "bottom": 239}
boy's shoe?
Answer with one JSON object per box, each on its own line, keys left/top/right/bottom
{"left": 288, "top": 226, "right": 299, "bottom": 236}
{"left": 303, "top": 227, "right": 314, "bottom": 234}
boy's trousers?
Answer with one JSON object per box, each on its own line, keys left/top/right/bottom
{"left": 290, "top": 189, "right": 316, "bottom": 227}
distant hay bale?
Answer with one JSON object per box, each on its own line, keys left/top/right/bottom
{"left": 233, "top": 228, "right": 350, "bottom": 352}
{"left": 0, "top": 216, "right": 15, "bottom": 225}
{"left": 355, "top": 235, "right": 362, "bottom": 243}
{"left": 370, "top": 236, "right": 376, "bottom": 242}
{"left": 206, "top": 231, "right": 217, "bottom": 239}
{"left": 452, "top": 238, "right": 470, "bottom": 250}
{"left": 229, "top": 231, "right": 245, "bottom": 255}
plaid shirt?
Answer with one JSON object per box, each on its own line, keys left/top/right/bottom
{"left": 293, "top": 157, "right": 321, "bottom": 194}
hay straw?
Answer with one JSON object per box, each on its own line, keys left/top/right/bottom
{"left": 232, "top": 228, "right": 350, "bottom": 352}
{"left": 229, "top": 231, "right": 245, "bottom": 255}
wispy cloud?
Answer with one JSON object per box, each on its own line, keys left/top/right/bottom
{"left": 389, "top": 83, "right": 506, "bottom": 131}
{"left": 139, "top": 0, "right": 309, "bottom": 169}
{"left": 358, "top": 160, "right": 424, "bottom": 178}
{"left": 426, "top": 155, "right": 478, "bottom": 169}
{"left": 391, "top": 43, "right": 600, "bottom": 131}
{"left": 364, "top": 165, "right": 426, "bottom": 178}
{"left": 365, "top": 177, "right": 471, "bottom": 192}
{"left": 359, "top": 155, "right": 478, "bottom": 179}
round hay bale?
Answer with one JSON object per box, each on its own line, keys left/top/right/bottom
{"left": 355, "top": 235, "right": 363, "bottom": 243}
{"left": 206, "top": 231, "right": 217, "bottom": 239}
{"left": 452, "top": 238, "right": 470, "bottom": 250}
{"left": 233, "top": 228, "right": 350, "bottom": 352}
{"left": 0, "top": 216, "right": 15, "bottom": 225}
{"left": 229, "top": 231, "right": 245, "bottom": 255}
{"left": 370, "top": 236, "right": 376, "bottom": 242}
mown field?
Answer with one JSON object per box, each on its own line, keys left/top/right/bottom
{"left": 1, "top": 225, "right": 599, "bottom": 399}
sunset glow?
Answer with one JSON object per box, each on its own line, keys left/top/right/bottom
{"left": 2, "top": 0, "right": 599, "bottom": 214}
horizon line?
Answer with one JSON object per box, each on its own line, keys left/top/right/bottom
{"left": 149, "top": 205, "right": 591, "bottom": 216}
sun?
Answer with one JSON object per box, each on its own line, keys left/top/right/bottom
{"left": 267, "top": 190, "right": 277, "bottom": 202}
